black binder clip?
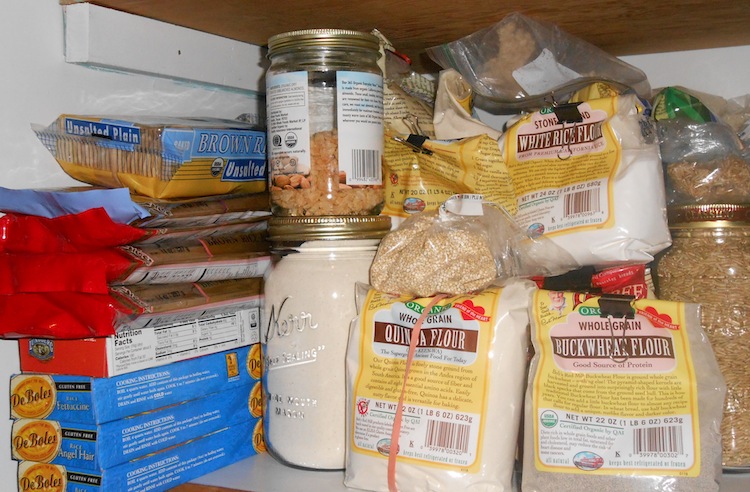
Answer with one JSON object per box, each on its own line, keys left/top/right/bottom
{"left": 598, "top": 293, "right": 635, "bottom": 320}
{"left": 553, "top": 102, "right": 584, "bottom": 124}
{"left": 393, "top": 134, "right": 432, "bottom": 155}
{"left": 598, "top": 294, "right": 635, "bottom": 363}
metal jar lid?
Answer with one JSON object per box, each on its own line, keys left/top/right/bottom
{"left": 267, "top": 29, "right": 381, "bottom": 57}
{"left": 267, "top": 215, "right": 392, "bottom": 243}
{"left": 668, "top": 203, "right": 750, "bottom": 228}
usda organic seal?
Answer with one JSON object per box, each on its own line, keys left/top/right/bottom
{"left": 540, "top": 410, "right": 558, "bottom": 428}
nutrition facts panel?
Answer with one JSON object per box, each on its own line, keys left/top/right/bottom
{"left": 113, "top": 309, "right": 260, "bottom": 374}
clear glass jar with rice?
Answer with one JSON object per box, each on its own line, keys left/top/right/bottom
{"left": 265, "top": 29, "right": 385, "bottom": 216}
{"left": 655, "top": 203, "right": 750, "bottom": 469}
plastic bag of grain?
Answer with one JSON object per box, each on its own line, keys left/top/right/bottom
{"left": 523, "top": 291, "right": 726, "bottom": 491}
{"left": 371, "top": 194, "right": 576, "bottom": 298}
{"left": 345, "top": 279, "right": 535, "bottom": 491}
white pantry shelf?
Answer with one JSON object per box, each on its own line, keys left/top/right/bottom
{"left": 182, "top": 452, "right": 750, "bottom": 492}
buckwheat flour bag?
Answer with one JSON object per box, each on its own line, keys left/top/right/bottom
{"left": 499, "top": 94, "right": 671, "bottom": 267}
{"left": 345, "top": 279, "right": 535, "bottom": 492}
{"left": 523, "top": 291, "right": 726, "bottom": 491}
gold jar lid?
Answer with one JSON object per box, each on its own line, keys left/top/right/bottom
{"left": 668, "top": 203, "right": 750, "bottom": 228}
{"left": 267, "top": 215, "right": 391, "bottom": 243}
{"left": 267, "top": 29, "right": 381, "bottom": 57}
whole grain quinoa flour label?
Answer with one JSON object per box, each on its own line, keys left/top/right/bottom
{"left": 350, "top": 288, "right": 494, "bottom": 470}
{"left": 530, "top": 290, "right": 700, "bottom": 476}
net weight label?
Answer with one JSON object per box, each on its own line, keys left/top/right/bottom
{"left": 538, "top": 408, "right": 695, "bottom": 470}
{"left": 353, "top": 398, "right": 480, "bottom": 466}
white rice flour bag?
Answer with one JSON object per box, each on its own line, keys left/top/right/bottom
{"left": 345, "top": 279, "right": 535, "bottom": 491}
{"left": 499, "top": 94, "right": 671, "bottom": 267}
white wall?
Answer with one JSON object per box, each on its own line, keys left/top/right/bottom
{"left": 0, "top": 0, "right": 749, "bottom": 483}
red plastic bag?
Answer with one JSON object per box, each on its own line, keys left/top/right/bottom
{"left": 0, "top": 207, "right": 150, "bottom": 253}
{"left": 0, "top": 291, "right": 139, "bottom": 338}
{"left": 0, "top": 249, "right": 137, "bottom": 294}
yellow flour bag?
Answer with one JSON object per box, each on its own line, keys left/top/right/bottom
{"left": 345, "top": 279, "right": 535, "bottom": 491}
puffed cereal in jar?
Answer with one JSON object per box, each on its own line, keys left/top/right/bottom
{"left": 266, "top": 29, "right": 384, "bottom": 216}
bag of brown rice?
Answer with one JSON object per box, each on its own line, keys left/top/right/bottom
{"left": 345, "top": 279, "right": 535, "bottom": 492}
{"left": 523, "top": 291, "right": 726, "bottom": 491}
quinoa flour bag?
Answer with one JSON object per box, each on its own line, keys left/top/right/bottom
{"left": 345, "top": 279, "right": 535, "bottom": 491}
{"left": 523, "top": 290, "right": 726, "bottom": 491}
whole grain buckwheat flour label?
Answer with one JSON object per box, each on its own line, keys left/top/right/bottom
{"left": 345, "top": 280, "right": 534, "bottom": 491}
{"left": 523, "top": 290, "right": 725, "bottom": 491}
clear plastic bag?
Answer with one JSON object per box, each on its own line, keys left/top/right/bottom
{"left": 654, "top": 87, "right": 750, "bottom": 205}
{"left": 369, "top": 194, "right": 576, "bottom": 297}
{"left": 426, "top": 12, "right": 651, "bottom": 112}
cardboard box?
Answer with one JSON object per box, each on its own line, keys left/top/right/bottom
{"left": 19, "top": 308, "right": 261, "bottom": 377}
{"left": 10, "top": 344, "right": 262, "bottom": 424}
{"left": 17, "top": 419, "right": 265, "bottom": 492}
{"left": 34, "top": 115, "right": 268, "bottom": 200}
{"left": 11, "top": 380, "right": 263, "bottom": 469}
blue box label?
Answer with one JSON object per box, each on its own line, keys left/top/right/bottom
{"left": 11, "top": 383, "right": 260, "bottom": 469}
{"left": 10, "top": 345, "right": 258, "bottom": 424}
{"left": 17, "top": 421, "right": 263, "bottom": 492}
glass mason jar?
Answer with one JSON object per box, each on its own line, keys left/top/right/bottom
{"left": 262, "top": 215, "right": 391, "bottom": 470}
{"left": 654, "top": 204, "right": 750, "bottom": 469}
{"left": 265, "top": 29, "right": 385, "bottom": 216}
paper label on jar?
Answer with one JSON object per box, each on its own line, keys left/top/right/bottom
{"left": 350, "top": 288, "right": 500, "bottom": 471}
{"left": 267, "top": 71, "right": 313, "bottom": 176}
{"left": 530, "top": 291, "right": 701, "bottom": 476}
{"left": 336, "top": 71, "right": 384, "bottom": 186}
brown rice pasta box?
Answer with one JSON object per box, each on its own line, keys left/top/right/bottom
{"left": 134, "top": 215, "right": 269, "bottom": 245}
{"left": 113, "top": 277, "right": 264, "bottom": 327}
{"left": 108, "top": 235, "right": 271, "bottom": 285}
{"left": 33, "top": 115, "right": 267, "bottom": 199}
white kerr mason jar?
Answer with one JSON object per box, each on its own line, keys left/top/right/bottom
{"left": 265, "top": 29, "right": 385, "bottom": 216}
{"left": 262, "top": 215, "right": 391, "bottom": 470}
